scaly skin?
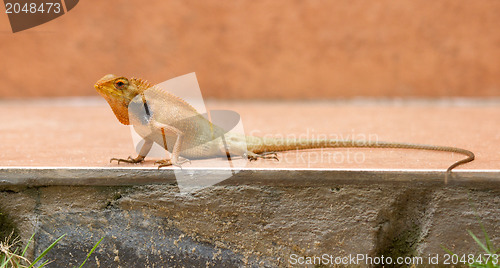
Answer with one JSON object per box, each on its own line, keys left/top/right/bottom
{"left": 94, "top": 74, "right": 474, "bottom": 172}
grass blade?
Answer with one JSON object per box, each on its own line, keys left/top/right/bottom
{"left": 0, "top": 254, "right": 15, "bottom": 268}
{"left": 78, "top": 236, "right": 104, "bottom": 268}
{"left": 28, "top": 233, "right": 66, "bottom": 268}
{"left": 21, "top": 232, "right": 36, "bottom": 257}
{"left": 479, "top": 221, "right": 493, "bottom": 252}
{"left": 468, "top": 230, "right": 491, "bottom": 254}
{"left": 440, "top": 245, "right": 454, "bottom": 255}
{"left": 38, "top": 259, "right": 51, "bottom": 267}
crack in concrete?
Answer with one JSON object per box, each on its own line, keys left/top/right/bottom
{"left": 372, "top": 187, "right": 435, "bottom": 267}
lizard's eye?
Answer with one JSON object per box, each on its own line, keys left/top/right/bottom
{"left": 114, "top": 80, "right": 126, "bottom": 90}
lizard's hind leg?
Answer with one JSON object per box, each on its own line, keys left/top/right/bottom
{"left": 246, "top": 151, "right": 279, "bottom": 162}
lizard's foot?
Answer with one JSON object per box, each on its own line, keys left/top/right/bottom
{"left": 154, "top": 159, "right": 172, "bottom": 168}
{"left": 155, "top": 157, "right": 191, "bottom": 169}
{"left": 246, "top": 152, "right": 279, "bottom": 162}
{"left": 110, "top": 155, "right": 145, "bottom": 164}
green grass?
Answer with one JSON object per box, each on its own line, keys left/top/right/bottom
{"left": 465, "top": 225, "right": 499, "bottom": 268}
{"left": 0, "top": 233, "right": 104, "bottom": 268}
{"left": 443, "top": 219, "right": 499, "bottom": 267}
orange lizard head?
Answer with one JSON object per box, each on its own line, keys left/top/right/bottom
{"left": 94, "top": 74, "right": 142, "bottom": 125}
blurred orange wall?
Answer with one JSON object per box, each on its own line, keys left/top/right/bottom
{"left": 0, "top": 0, "right": 499, "bottom": 99}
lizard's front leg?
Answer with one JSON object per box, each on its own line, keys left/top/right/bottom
{"left": 110, "top": 139, "right": 154, "bottom": 164}
{"left": 151, "top": 121, "right": 191, "bottom": 168}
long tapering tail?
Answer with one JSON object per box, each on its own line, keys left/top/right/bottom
{"left": 246, "top": 137, "right": 475, "bottom": 172}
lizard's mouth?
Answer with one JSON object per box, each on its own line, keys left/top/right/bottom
{"left": 94, "top": 84, "right": 104, "bottom": 96}
{"left": 94, "top": 84, "right": 105, "bottom": 92}
{"left": 94, "top": 84, "right": 121, "bottom": 98}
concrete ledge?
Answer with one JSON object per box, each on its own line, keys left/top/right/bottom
{"left": 1, "top": 167, "right": 499, "bottom": 187}
{"left": 0, "top": 170, "right": 498, "bottom": 267}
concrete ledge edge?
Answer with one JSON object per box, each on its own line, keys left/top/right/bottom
{"left": 0, "top": 167, "right": 498, "bottom": 187}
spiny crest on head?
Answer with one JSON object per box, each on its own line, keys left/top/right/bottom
{"left": 131, "top": 77, "right": 153, "bottom": 92}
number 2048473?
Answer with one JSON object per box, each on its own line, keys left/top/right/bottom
{"left": 442, "top": 254, "right": 498, "bottom": 265}
{"left": 5, "top": 2, "right": 61, "bottom": 14}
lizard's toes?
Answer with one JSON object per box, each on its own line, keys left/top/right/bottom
{"left": 155, "top": 159, "right": 172, "bottom": 169}
{"left": 176, "top": 157, "right": 191, "bottom": 165}
{"left": 110, "top": 156, "right": 144, "bottom": 164}
{"left": 245, "top": 152, "right": 279, "bottom": 162}
{"left": 155, "top": 159, "right": 191, "bottom": 169}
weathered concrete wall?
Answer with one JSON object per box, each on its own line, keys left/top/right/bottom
{"left": 1, "top": 1, "right": 500, "bottom": 99}
{"left": 0, "top": 173, "right": 498, "bottom": 267}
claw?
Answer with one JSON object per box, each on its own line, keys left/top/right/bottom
{"left": 155, "top": 157, "right": 191, "bottom": 169}
{"left": 176, "top": 158, "right": 191, "bottom": 165}
{"left": 154, "top": 159, "right": 172, "bottom": 168}
{"left": 157, "top": 162, "right": 172, "bottom": 169}
{"left": 247, "top": 152, "right": 279, "bottom": 162}
{"left": 110, "top": 155, "right": 145, "bottom": 164}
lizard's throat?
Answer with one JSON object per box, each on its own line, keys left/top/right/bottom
{"left": 103, "top": 96, "right": 130, "bottom": 125}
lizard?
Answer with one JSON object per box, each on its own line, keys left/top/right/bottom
{"left": 94, "top": 74, "right": 475, "bottom": 172}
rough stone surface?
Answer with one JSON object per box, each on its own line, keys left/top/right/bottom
{"left": 0, "top": 173, "right": 498, "bottom": 267}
